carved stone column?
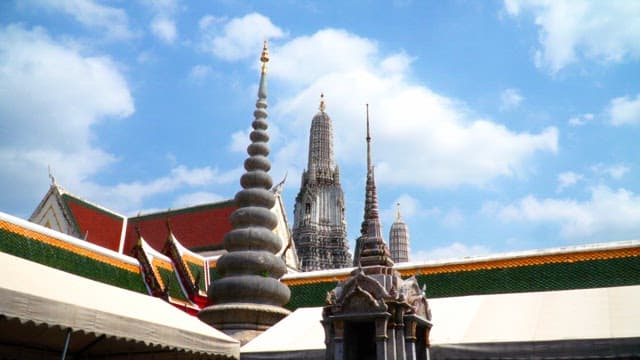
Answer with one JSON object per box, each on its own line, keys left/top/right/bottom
{"left": 387, "top": 316, "right": 396, "bottom": 360}
{"left": 333, "top": 319, "right": 344, "bottom": 360}
{"left": 395, "top": 307, "right": 406, "bottom": 360}
{"left": 404, "top": 318, "right": 417, "bottom": 360}
{"left": 375, "top": 317, "right": 389, "bottom": 360}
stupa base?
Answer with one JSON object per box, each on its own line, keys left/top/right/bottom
{"left": 198, "top": 303, "right": 291, "bottom": 345}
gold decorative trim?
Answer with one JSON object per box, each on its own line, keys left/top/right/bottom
{"left": 398, "top": 247, "right": 640, "bottom": 277}
{"left": 283, "top": 246, "right": 640, "bottom": 286}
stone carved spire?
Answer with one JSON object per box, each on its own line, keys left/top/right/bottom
{"left": 292, "top": 93, "right": 351, "bottom": 271}
{"left": 307, "top": 93, "right": 335, "bottom": 182}
{"left": 389, "top": 202, "right": 410, "bottom": 263}
{"left": 198, "top": 41, "right": 291, "bottom": 344}
{"left": 354, "top": 104, "right": 388, "bottom": 266}
{"left": 359, "top": 165, "right": 394, "bottom": 268}
{"left": 357, "top": 105, "right": 393, "bottom": 268}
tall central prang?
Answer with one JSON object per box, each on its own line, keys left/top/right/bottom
{"left": 292, "top": 95, "right": 352, "bottom": 271}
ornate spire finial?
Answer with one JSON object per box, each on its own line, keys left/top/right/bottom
{"left": 366, "top": 104, "right": 371, "bottom": 170}
{"left": 260, "top": 40, "right": 269, "bottom": 74}
{"left": 396, "top": 202, "right": 402, "bottom": 221}
{"left": 319, "top": 93, "right": 326, "bottom": 112}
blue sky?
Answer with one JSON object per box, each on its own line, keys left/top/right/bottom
{"left": 2, "top": 0, "right": 640, "bottom": 260}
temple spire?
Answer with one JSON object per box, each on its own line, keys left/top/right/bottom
{"left": 363, "top": 104, "right": 376, "bottom": 234}
{"left": 390, "top": 202, "right": 410, "bottom": 263}
{"left": 358, "top": 105, "right": 393, "bottom": 268}
{"left": 292, "top": 92, "right": 351, "bottom": 271}
{"left": 353, "top": 104, "right": 377, "bottom": 266}
{"left": 198, "top": 43, "right": 290, "bottom": 344}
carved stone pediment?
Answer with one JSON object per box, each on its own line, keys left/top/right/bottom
{"left": 337, "top": 269, "right": 391, "bottom": 305}
{"left": 341, "top": 285, "right": 388, "bottom": 313}
{"left": 399, "top": 276, "right": 429, "bottom": 316}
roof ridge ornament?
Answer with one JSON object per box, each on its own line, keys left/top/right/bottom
{"left": 48, "top": 165, "right": 56, "bottom": 186}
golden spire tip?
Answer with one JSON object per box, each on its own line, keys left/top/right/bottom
{"left": 319, "top": 93, "right": 326, "bottom": 112}
{"left": 260, "top": 40, "right": 269, "bottom": 73}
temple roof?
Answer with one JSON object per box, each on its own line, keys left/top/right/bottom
{"left": 1, "top": 211, "right": 146, "bottom": 294}
{"left": 29, "top": 183, "right": 297, "bottom": 267}
{"left": 282, "top": 239, "right": 640, "bottom": 310}
{"left": 29, "top": 184, "right": 126, "bottom": 252}
{"left": 124, "top": 201, "right": 237, "bottom": 255}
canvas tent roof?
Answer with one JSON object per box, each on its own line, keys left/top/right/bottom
{"left": 241, "top": 307, "right": 325, "bottom": 359}
{"left": 241, "top": 285, "right": 640, "bottom": 359}
{"left": 0, "top": 251, "right": 239, "bottom": 359}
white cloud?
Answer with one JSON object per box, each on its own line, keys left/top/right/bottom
{"left": 270, "top": 29, "right": 376, "bottom": 86}
{"left": 591, "top": 163, "right": 630, "bottom": 180}
{"left": 141, "top": 0, "right": 179, "bottom": 43}
{"left": 492, "top": 185, "right": 640, "bottom": 239}
{"left": 442, "top": 209, "right": 464, "bottom": 227}
{"left": 262, "top": 26, "right": 557, "bottom": 189}
{"left": 33, "top": 0, "right": 132, "bottom": 39}
{"left": 608, "top": 94, "right": 640, "bottom": 126}
{"left": 188, "top": 64, "right": 213, "bottom": 83}
{"left": 557, "top": 171, "right": 583, "bottom": 192}
{"left": 230, "top": 129, "right": 251, "bottom": 153}
{"left": 201, "top": 13, "right": 285, "bottom": 61}
{"left": 412, "top": 242, "right": 491, "bottom": 261}
{"left": 150, "top": 16, "right": 177, "bottom": 44}
{"left": 141, "top": 0, "right": 178, "bottom": 14}
{"left": 0, "top": 24, "right": 134, "bottom": 215}
{"left": 380, "top": 194, "right": 440, "bottom": 225}
{"left": 500, "top": 88, "right": 523, "bottom": 110}
{"left": 505, "top": 0, "right": 640, "bottom": 73}
{"left": 198, "top": 15, "right": 217, "bottom": 30}
{"left": 568, "top": 113, "right": 593, "bottom": 127}
{"left": 172, "top": 191, "right": 226, "bottom": 208}
{"left": 84, "top": 165, "right": 241, "bottom": 214}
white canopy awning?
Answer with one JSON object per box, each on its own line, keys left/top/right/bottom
{"left": 429, "top": 285, "right": 640, "bottom": 344}
{"left": 241, "top": 285, "right": 640, "bottom": 359}
{"left": 0, "top": 251, "right": 239, "bottom": 359}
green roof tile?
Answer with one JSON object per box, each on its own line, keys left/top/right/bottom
{"left": 0, "top": 228, "right": 147, "bottom": 294}
{"left": 285, "top": 256, "right": 640, "bottom": 310}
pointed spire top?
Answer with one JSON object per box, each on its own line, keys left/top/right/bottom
{"left": 366, "top": 104, "right": 371, "bottom": 140}
{"left": 366, "top": 103, "right": 371, "bottom": 169}
{"left": 357, "top": 105, "right": 393, "bottom": 268}
{"left": 396, "top": 202, "right": 402, "bottom": 221}
{"left": 260, "top": 40, "right": 269, "bottom": 74}
{"left": 319, "top": 93, "right": 326, "bottom": 112}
